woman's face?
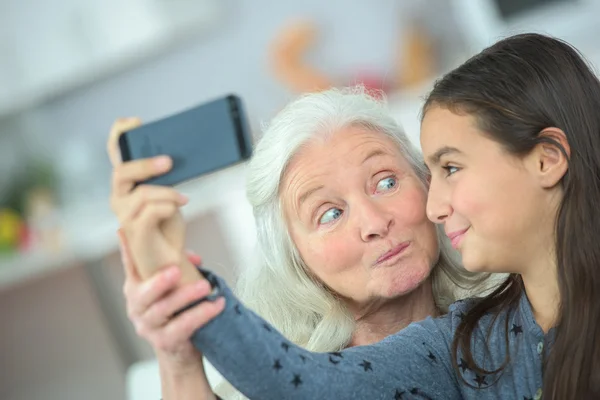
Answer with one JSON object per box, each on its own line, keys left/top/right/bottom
{"left": 420, "top": 106, "right": 561, "bottom": 274}
{"left": 281, "top": 126, "right": 439, "bottom": 306}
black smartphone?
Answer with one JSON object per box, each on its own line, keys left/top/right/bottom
{"left": 118, "top": 94, "right": 252, "bottom": 187}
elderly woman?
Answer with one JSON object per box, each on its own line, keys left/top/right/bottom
{"left": 109, "top": 86, "right": 487, "bottom": 399}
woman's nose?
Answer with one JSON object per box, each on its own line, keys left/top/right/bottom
{"left": 359, "top": 200, "right": 394, "bottom": 242}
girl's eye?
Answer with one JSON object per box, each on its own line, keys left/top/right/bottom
{"left": 442, "top": 166, "right": 459, "bottom": 176}
{"left": 319, "top": 208, "right": 343, "bottom": 224}
{"left": 376, "top": 177, "right": 397, "bottom": 192}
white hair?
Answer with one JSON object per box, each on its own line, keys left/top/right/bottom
{"left": 213, "top": 86, "right": 491, "bottom": 398}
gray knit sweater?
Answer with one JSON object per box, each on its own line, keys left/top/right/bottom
{"left": 192, "top": 270, "right": 551, "bottom": 399}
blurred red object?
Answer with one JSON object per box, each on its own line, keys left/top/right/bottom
{"left": 18, "top": 223, "right": 33, "bottom": 252}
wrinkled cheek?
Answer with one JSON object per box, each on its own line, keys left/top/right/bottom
{"left": 399, "top": 188, "right": 429, "bottom": 225}
{"left": 407, "top": 218, "right": 440, "bottom": 269}
{"left": 423, "top": 223, "right": 441, "bottom": 262}
{"left": 299, "top": 240, "right": 358, "bottom": 289}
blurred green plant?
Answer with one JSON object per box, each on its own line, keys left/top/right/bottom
{"left": 2, "top": 159, "right": 57, "bottom": 216}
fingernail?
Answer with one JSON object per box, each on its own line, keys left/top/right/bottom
{"left": 164, "top": 266, "right": 179, "bottom": 279}
{"left": 214, "top": 297, "right": 226, "bottom": 309}
{"left": 179, "top": 193, "right": 189, "bottom": 204}
{"left": 154, "top": 156, "right": 171, "bottom": 170}
{"left": 196, "top": 280, "right": 209, "bottom": 292}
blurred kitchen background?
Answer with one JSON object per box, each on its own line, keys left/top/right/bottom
{"left": 1, "top": 0, "right": 599, "bottom": 399}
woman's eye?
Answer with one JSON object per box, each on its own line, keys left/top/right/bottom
{"left": 376, "top": 177, "right": 397, "bottom": 192}
{"left": 319, "top": 208, "right": 343, "bottom": 224}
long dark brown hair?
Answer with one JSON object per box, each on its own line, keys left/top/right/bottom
{"left": 422, "top": 33, "right": 600, "bottom": 399}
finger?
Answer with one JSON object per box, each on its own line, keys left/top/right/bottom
{"left": 129, "top": 266, "right": 182, "bottom": 315}
{"left": 143, "top": 279, "right": 213, "bottom": 327}
{"left": 164, "top": 297, "right": 226, "bottom": 340}
{"left": 134, "top": 201, "right": 179, "bottom": 232}
{"left": 117, "top": 229, "right": 140, "bottom": 282}
{"left": 185, "top": 250, "right": 202, "bottom": 266}
{"left": 118, "top": 185, "right": 188, "bottom": 224}
{"left": 107, "top": 117, "right": 142, "bottom": 166}
{"left": 111, "top": 156, "right": 173, "bottom": 197}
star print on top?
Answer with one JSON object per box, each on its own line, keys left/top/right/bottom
{"left": 192, "top": 269, "right": 554, "bottom": 399}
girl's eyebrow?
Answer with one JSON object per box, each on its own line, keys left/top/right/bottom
{"left": 427, "top": 146, "right": 462, "bottom": 166}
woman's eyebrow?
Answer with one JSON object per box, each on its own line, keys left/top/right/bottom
{"left": 361, "top": 149, "right": 391, "bottom": 164}
{"left": 297, "top": 185, "right": 324, "bottom": 208}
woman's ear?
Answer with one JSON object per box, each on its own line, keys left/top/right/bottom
{"left": 531, "top": 127, "right": 570, "bottom": 188}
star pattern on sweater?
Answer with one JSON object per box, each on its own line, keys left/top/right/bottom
{"left": 328, "top": 352, "right": 343, "bottom": 365}
{"left": 291, "top": 374, "right": 303, "bottom": 388}
{"left": 427, "top": 351, "right": 437, "bottom": 363}
{"left": 458, "top": 358, "right": 470, "bottom": 373}
{"left": 510, "top": 324, "right": 523, "bottom": 336}
{"left": 420, "top": 341, "right": 438, "bottom": 366}
{"left": 223, "top": 290, "right": 532, "bottom": 398}
{"left": 474, "top": 374, "right": 487, "bottom": 388}
{"left": 359, "top": 360, "right": 373, "bottom": 372}
{"left": 205, "top": 273, "right": 554, "bottom": 400}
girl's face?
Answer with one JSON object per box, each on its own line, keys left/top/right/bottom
{"left": 420, "top": 106, "right": 565, "bottom": 274}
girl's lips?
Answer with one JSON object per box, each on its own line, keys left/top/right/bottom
{"left": 447, "top": 228, "right": 469, "bottom": 249}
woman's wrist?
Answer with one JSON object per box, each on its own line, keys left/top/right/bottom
{"left": 156, "top": 349, "right": 204, "bottom": 376}
{"left": 157, "top": 351, "right": 216, "bottom": 400}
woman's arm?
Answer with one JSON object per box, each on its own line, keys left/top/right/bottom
{"left": 108, "top": 118, "right": 227, "bottom": 399}
{"left": 192, "top": 270, "right": 461, "bottom": 400}
{"left": 157, "top": 352, "right": 216, "bottom": 400}
{"left": 117, "top": 231, "right": 224, "bottom": 400}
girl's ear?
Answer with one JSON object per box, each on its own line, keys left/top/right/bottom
{"left": 529, "top": 127, "right": 570, "bottom": 189}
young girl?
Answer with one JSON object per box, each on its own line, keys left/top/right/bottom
{"left": 115, "top": 33, "right": 600, "bottom": 399}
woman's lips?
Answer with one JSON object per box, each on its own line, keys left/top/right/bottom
{"left": 375, "top": 242, "right": 411, "bottom": 266}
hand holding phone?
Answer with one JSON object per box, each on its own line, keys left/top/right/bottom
{"left": 108, "top": 141, "right": 198, "bottom": 284}
{"left": 118, "top": 94, "right": 252, "bottom": 187}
